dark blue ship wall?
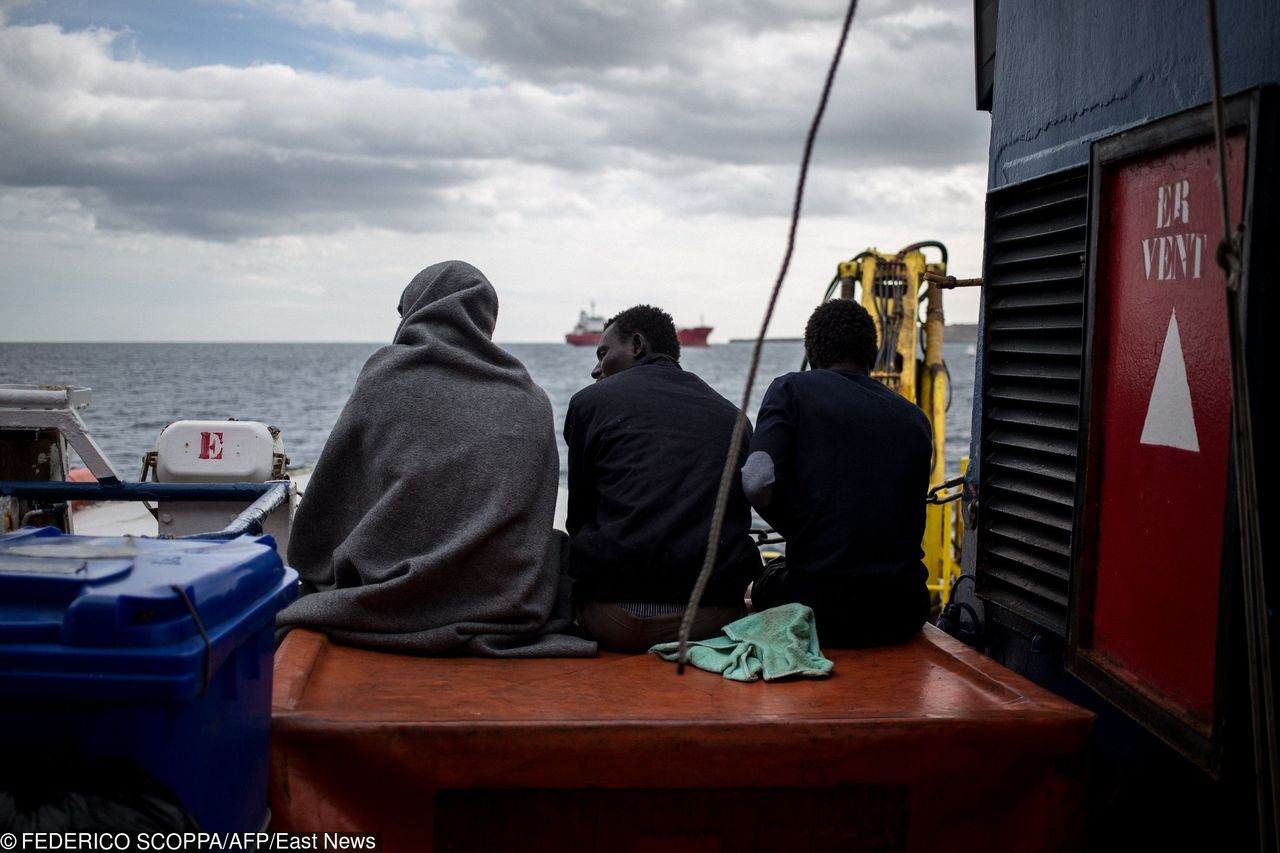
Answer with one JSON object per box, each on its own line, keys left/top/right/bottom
{"left": 988, "top": 0, "right": 1280, "bottom": 189}
{"left": 961, "top": 0, "right": 1280, "bottom": 534}
{"left": 959, "top": 5, "right": 1279, "bottom": 845}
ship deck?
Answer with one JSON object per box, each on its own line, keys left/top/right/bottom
{"left": 271, "top": 625, "right": 1094, "bottom": 852}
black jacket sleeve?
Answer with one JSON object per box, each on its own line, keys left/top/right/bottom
{"left": 563, "top": 395, "right": 595, "bottom": 537}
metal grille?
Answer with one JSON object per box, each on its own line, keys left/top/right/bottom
{"left": 976, "top": 168, "right": 1088, "bottom": 636}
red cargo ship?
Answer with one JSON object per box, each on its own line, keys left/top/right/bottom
{"left": 565, "top": 307, "right": 712, "bottom": 346}
{"left": 676, "top": 325, "right": 712, "bottom": 347}
{"left": 564, "top": 307, "right": 606, "bottom": 346}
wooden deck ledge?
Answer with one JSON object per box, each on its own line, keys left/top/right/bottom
{"left": 270, "top": 625, "right": 1093, "bottom": 851}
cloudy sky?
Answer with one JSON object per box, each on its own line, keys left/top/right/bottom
{"left": 0, "top": 0, "right": 990, "bottom": 343}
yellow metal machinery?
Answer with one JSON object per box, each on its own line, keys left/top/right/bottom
{"left": 824, "top": 242, "right": 966, "bottom": 608}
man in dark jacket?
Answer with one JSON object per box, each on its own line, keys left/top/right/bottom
{"left": 564, "top": 305, "right": 759, "bottom": 651}
{"left": 742, "top": 298, "right": 932, "bottom": 647}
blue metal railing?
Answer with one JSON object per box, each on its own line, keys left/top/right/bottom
{"left": 0, "top": 480, "right": 291, "bottom": 540}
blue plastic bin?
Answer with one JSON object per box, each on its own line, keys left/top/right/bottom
{"left": 0, "top": 527, "right": 298, "bottom": 831}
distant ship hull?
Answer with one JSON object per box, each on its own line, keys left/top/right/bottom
{"left": 677, "top": 326, "right": 712, "bottom": 347}
{"left": 565, "top": 326, "right": 713, "bottom": 346}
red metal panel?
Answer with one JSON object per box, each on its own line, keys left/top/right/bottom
{"left": 1086, "top": 132, "right": 1245, "bottom": 733}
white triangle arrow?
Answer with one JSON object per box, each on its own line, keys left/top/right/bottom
{"left": 1139, "top": 308, "right": 1200, "bottom": 452}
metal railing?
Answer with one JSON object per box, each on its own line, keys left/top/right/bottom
{"left": 0, "top": 480, "right": 291, "bottom": 540}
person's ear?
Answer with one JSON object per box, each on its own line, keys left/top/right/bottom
{"left": 631, "top": 333, "right": 647, "bottom": 357}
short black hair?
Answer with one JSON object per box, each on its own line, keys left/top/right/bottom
{"left": 606, "top": 304, "right": 680, "bottom": 360}
{"left": 804, "top": 299, "right": 877, "bottom": 371}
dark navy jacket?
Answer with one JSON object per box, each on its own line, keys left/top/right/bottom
{"left": 563, "top": 354, "right": 759, "bottom": 605}
{"left": 744, "top": 369, "right": 932, "bottom": 580}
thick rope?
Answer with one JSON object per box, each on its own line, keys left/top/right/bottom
{"left": 674, "top": 0, "right": 860, "bottom": 672}
{"left": 1205, "top": 0, "right": 1234, "bottom": 249}
{"left": 1205, "top": 2, "right": 1278, "bottom": 849}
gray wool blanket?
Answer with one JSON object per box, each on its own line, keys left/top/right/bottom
{"left": 275, "top": 261, "right": 597, "bottom": 657}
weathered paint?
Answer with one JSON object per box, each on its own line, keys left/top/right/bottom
{"left": 1082, "top": 131, "right": 1244, "bottom": 732}
{"left": 988, "top": 0, "right": 1280, "bottom": 189}
{"left": 963, "top": 2, "right": 1276, "bottom": 843}
{"left": 0, "top": 428, "right": 70, "bottom": 533}
{"left": 963, "top": 0, "right": 1277, "bottom": 594}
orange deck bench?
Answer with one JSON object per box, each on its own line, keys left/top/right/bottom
{"left": 271, "top": 625, "right": 1093, "bottom": 852}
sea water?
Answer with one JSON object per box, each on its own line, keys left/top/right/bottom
{"left": 0, "top": 341, "right": 976, "bottom": 481}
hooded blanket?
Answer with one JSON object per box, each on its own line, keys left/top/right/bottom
{"left": 276, "top": 261, "right": 596, "bottom": 657}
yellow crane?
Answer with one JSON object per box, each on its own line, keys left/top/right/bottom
{"left": 819, "top": 241, "right": 966, "bottom": 609}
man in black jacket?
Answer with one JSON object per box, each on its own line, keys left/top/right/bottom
{"left": 564, "top": 305, "right": 759, "bottom": 651}
{"left": 742, "top": 298, "right": 932, "bottom": 647}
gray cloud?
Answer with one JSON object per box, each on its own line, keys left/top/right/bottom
{"left": 443, "top": 0, "right": 836, "bottom": 78}
{"left": 395, "top": 0, "right": 984, "bottom": 170}
{"left": 0, "top": 1, "right": 989, "bottom": 242}
{"left": 439, "top": 0, "right": 956, "bottom": 79}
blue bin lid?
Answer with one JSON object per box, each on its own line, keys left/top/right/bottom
{"left": 0, "top": 527, "right": 298, "bottom": 700}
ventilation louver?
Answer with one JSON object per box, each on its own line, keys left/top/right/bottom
{"left": 976, "top": 168, "right": 1088, "bottom": 636}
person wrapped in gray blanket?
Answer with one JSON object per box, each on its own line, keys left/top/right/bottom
{"left": 275, "top": 261, "right": 596, "bottom": 658}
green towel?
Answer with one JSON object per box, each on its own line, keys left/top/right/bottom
{"left": 649, "top": 603, "right": 834, "bottom": 682}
